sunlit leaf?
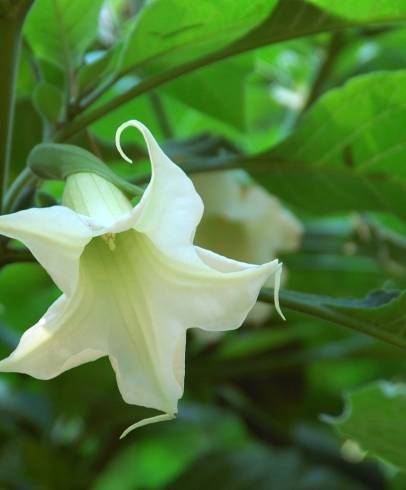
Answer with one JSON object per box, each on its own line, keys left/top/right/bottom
{"left": 24, "top": 0, "right": 104, "bottom": 69}
{"left": 120, "top": 0, "right": 278, "bottom": 74}
{"left": 252, "top": 71, "right": 406, "bottom": 221}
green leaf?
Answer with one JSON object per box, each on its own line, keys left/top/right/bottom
{"left": 38, "top": 58, "right": 65, "bottom": 90}
{"left": 121, "top": 0, "right": 406, "bottom": 76}
{"left": 16, "top": 46, "right": 36, "bottom": 96}
{"left": 33, "top": 81, "right": 64, "bottom": 123}
{"left": 228, "top": 0, "right": 406, "bottom": 57}
{"left": 327, "top": 381, "right": 406, "bottom": 472}
{"left": 24, "top": 0, "right": 104, "bottom": 69}
{"left": 162, "top": 56, "right": 253, "bottom": 130}
{"left": 260, "top": 288, "right": 406, "bottom": 350}
{"left": 309, "top": 0, "right": 406, "bottom": 21}
{"left": 255, "top": 71, "right": 406, "bottom": 221}
{"left": 76, "top": 43, "right": 125, "bottom": 99}
{"left": 57, "top": 1, "right": 406, "bottom": 142}
{"left": 120, "top": 0, "right": 278, "bottom": 74}
{"left": 28, "top": 143, "right": 143, "bottom": 196}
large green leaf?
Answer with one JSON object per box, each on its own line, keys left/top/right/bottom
{"left": 57, "top": 1, "right": 406, "bottom": 141}
{"left": 227, "top": 0, "right": 406, "bottom": 57}
{"left": 121, "top": 0, "right": 406, "bottom": 75}
{"left": 309, "top": 0, "right": 406, "bottom": 21}
{"left": 24, "top": 0, "right": 104, "bottom": 69}
{"left": 252, "top": 71, "right": 406, "bottom": 221}
{"left": 327, "top": 381, "right": 406, "bottom": 472}
{"left": 120, "top": 0, "right": 278, "bottom": 74}
{"left": 162, "top": 56, "right": 253, "bottom": 130}
{"left": 270, "top": 71, "right": 406, "bottom": 176}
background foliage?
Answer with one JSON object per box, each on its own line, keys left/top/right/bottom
{"left": 1, "top": 0, "right": 406, "bottom": 488}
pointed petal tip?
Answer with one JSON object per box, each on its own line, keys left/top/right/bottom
{"left": 119, "top": 413, "right": 176, "bottom": 439}
{"left": 115, "top": 121, "right": 136, "bottom": 164}
{"left": 273, "top": 262, "right": 286, "bottom": 321}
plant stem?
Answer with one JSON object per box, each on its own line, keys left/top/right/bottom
{"left": 55, "top": 52, "right": 226, "bottom": 142}
{"left": 301, "top": 32, "right": 345, "bottom": 114}
{"left": 148, "top": 92, "right": 174, "bottom": 139}
{"left": 0, "top": 0, "right": 33, "bottom": 212}
{"left": 3, "top": 166, "right": 37, "bottom": 213}
{"left": 0, "top": 20, "right": 22, "bottom": 210}
{"left": 0, "top": 246, "right": 35, "bottom": 268}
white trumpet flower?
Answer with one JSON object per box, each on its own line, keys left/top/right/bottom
{"left": 193, "top": 170, "right": 302, "bottom": 324}
{"left": 0, "top": 121, "right": 283, "bottom": 437}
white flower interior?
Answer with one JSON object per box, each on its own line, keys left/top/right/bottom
{"left": 0, "top": 120, "right": 284, "bottom": 436}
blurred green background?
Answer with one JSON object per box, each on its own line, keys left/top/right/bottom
{"left": 1, "top": 0, "right": 406, "bottom": 488}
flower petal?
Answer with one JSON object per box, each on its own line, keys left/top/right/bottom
{"left": 116, "top": 120, "right": 204, "bottom": 256}
{"left": 191, "top": 246, "right": 284, "bottom": 327}
{"left": 80, "top": 231, "right": 186, "bottom": 415}
{"left": 0, "top": 294, "right": 105, "bottom": 378}
{"left": 63, "top": 173, "right": 134, "bottom": 229}
{"left": 129, "top": 231, "right": 283, "bottom": 335}
{"left": 0, "top": 206, "right": 92, "bottom": 294}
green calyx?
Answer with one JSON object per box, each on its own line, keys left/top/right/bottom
{"left": 28, "top": 143, "right": 143, "bottom": 197}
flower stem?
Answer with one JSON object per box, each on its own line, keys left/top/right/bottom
{"left": 0, "top": 1, "right": 33, "bottom": 212}
{"left": 301, "top": 32, "right": 345, "bottom": 114}
{"left": 148, "top": 92, "right": 174, "bottom": 140}
{"left": 0, "top": 248, "right": 35, "bottom": 268}
{"left": 3, "top": 166, "right": 37, "bottom": 213}
{"left": 0, "top": 20, "right": 21, "bottom": 210}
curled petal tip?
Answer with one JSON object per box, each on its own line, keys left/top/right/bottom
{"left": 119, "top": 413, "right": 176, "bottom": 439}
{"left": 115, "top": 121, "right": 135, "bottom": 164}
{"left": 274, "top": 263, "right": 286, "bottom": 321}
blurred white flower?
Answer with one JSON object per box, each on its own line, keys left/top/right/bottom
{"left": 193, "top": 170, "right": 303, "bottom": 326}
{"left": 0, "top": 121, "right": 283, "bottom": 437}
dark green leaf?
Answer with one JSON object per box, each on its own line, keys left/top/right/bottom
{"left": 33, "top": 81, "right": 64, "bottom": 123}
